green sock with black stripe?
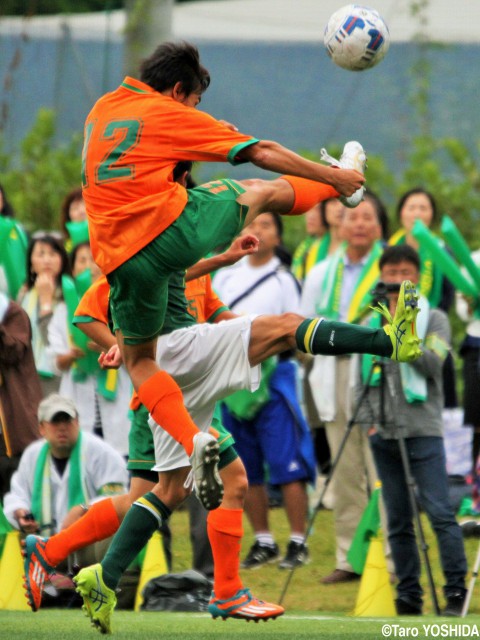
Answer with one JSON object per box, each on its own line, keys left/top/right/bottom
{"left": 295, "top": 318, "right": 393, "bottom": 357}
{"left": 101, "top": 492, "right": 171, "bottom": 590}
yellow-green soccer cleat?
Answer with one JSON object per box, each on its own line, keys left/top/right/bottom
{"left": 73, "top": 563, "right": 116, "bottom": 635}
{"left": 373, "top": 280, "right": 422, "bottom": 363}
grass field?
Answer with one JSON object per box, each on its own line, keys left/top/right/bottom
{"left": 2, "top": 507, "right": 480, "bottom": 639}
{"left": 3, "top": 610, "right": 480, "bottom": 640}
{"left": 168, "top": 505, "right": 480, "bottom": 615}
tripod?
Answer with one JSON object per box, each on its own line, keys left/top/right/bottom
{"left": 279, "top": 358, "right": 379, "bottom": 604}
{"left": 279, "top": 357, "right": 440, "bottom": 615}
{"left": 462, "top": 539, "right": 480, "bottom": 616}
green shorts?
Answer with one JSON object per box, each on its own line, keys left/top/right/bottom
{"left": 108, "top": 179, "right": 247, "bottom": 345}
{"left": 127, "top": 405, "right": 155, "bottom": 473}
{"left": 127, "top": 403, "right": 238, "bottom": 475}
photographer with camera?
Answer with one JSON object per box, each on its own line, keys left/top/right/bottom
{"left": 301, "top": 192, "right": 388, "bottom": 584}
{"left": 356, "top": 244, "right": 467, "bottom": 616}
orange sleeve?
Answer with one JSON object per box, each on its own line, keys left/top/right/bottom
{"left": 169, "top": 108, "right": 259, "bottom": 165}
{"left": 203, "top": 275, "right": 229, "bottom": 322}
{"left": 74, "top": 276, "right": 110, "bottom": 324}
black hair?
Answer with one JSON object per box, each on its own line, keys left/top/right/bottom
{"left": 69, "top": 241, "right": 91, "bottom": 273}
{"left": 379, "top": 244, "right": 421, "bottom": 272}
{"left": 320, "top": 199, "right": 335, "bottom": 229}
{"left": 140, "top": 41, "right": 210, "bottom": 96}
{"left": 60, "top": 186, "right": 83, "bottom": 235}
{"left": 26, "top": 234, "right": 71, "bottom": 289}
{"left": 263, "top": 211, "right": 283, "bottom": 240}
{"left": 363, "top": 189, "right": 390, "bottom": 241}
{"left": 0, "top": 183, "right": 15, "bottom": 217}
{"left": 258, "top": 212, "right": 289, "bottom": 263}
{"left": 275, "top": 244, "right": 293, "bottom": 267}
{"left": 396, "top": 187, "right": 438, "bottom": 224}
{"left": 172, "top": 160, "right": 193, "bottom": 182}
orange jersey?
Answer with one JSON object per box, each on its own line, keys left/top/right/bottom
{"left": 82, "top": 76, "right": 258, "bottom": 274}
{"left": 185, "top": 274, "right": 228, "bottom": 324}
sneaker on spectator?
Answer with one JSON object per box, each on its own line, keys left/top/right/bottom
{"left": 278, "top": 541, "right": 310, "bottom": 570}
{"left": 241, "top": 541, "right": 279, "bottom": 570}
{"left": 395, "top": 597, "right": 423, "bottom": 616}
{"left": 443, "top": 591, "right": 466, "bottom": 617}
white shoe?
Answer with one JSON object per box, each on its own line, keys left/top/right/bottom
{"left": 320, "top": 141, "right": 367, "bottom": 208}
{"left": 188, "top": 432, "right": 223, "bottom": 510}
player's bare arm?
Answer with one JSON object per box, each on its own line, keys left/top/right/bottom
{"left": 186, "top": 234, "right": 259, "bottom": 281}
{"left": 78, "top": 319, "right": 116, "bottom": 352}
{"left": 239, "top": 139, "right": 364, "bottom": 196}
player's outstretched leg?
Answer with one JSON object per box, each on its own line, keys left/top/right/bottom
{"left": 208, "top": 588, "right": 284, "bottom": 622}
{"left": 320, "top": 141, "right": 367, "bottom": 207}
{"left": 295, "top": 280, "right": 421, "bottom": 363}
{"left": 74, "top": 563, "right": 117, "bottom": 635}
{"left": 188, "top": 432, "right": 223, "bottom": 510}
{"left": 23, "top": 535, "right": 55, "bottom": 611}
{"left": 373, "top": 280, "right": 421, "bottom": 362}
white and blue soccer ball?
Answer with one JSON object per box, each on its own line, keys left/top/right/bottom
{"left": 323, "top": 4, "right": 390, "bottom": 71}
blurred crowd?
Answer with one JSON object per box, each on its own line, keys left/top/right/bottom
{"left": 0, "top": 180, "right": 478, "bottom": 615}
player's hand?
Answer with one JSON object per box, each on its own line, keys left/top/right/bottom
{"left": 222, "top": 234, "right": 259, "bottom": 265}
{"left": 99, "top": 344, "right": 122, "bottom": 369}
{"left": 218, "top": 119, "right": 239, "bottom": 132}
{"left": 330, "top": 168, "right": 365, "bottom": 196}
{"left": 238, "top": 234, "right": 260, "bottom": 252}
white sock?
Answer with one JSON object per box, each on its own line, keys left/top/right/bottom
{"left": 255, "top": 532, "right": 276, "bottom": 547}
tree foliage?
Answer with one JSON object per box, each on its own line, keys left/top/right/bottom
{"left": 0, "top": 1, "right": 123, "bottom": 16}
{"left": 0, "top": 108, "right": 82, "bottom": 232}
{"left": 0, "top": 0, "right": 200, "bottom": 16}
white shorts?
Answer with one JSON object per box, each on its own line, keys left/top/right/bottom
{"left": 149, "top": 316, "right": 260, "bottom": 472}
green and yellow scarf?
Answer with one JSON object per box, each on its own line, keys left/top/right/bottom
{"left": 315, "top": 242, "right": 383, "bottom": 324}
{"left": 31, "top": 432, "right": 88, "bottom": 536}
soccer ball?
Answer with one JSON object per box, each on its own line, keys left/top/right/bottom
{"left": 323, "top": 4, "right": 390, "bottom": 71}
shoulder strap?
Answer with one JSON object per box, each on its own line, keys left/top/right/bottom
{"left": 228, "top": 270, "right": 279, "bottom": 310}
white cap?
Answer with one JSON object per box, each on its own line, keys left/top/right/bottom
{"left": 38, "top": 393, "right": 78, "bottom": 423}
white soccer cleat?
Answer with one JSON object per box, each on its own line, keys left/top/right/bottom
{"left": 188, "top": 432, "right": 224, "bottom": 510}
{"left": 320, "top": 140, "right": 367, "bottom": 208}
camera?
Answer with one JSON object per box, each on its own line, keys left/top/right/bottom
{"left": 370, "top": 281, "right": 401, "bottom": 307}
{"left": 460, "top": 520, "right": 480, "bottom": 539}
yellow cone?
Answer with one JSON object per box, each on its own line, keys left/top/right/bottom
{"left": 0, "top": 531, "right": 29, "bottom": 610}
{"left": 353, "top": 534, "right": 396, "bottom": 617}
{"left": 134, "top": 531, "right": 168, "bottom": 611}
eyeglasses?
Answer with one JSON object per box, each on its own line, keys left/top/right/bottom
{"left": 30, "top": 230, "right": 65, "bottom": 242}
